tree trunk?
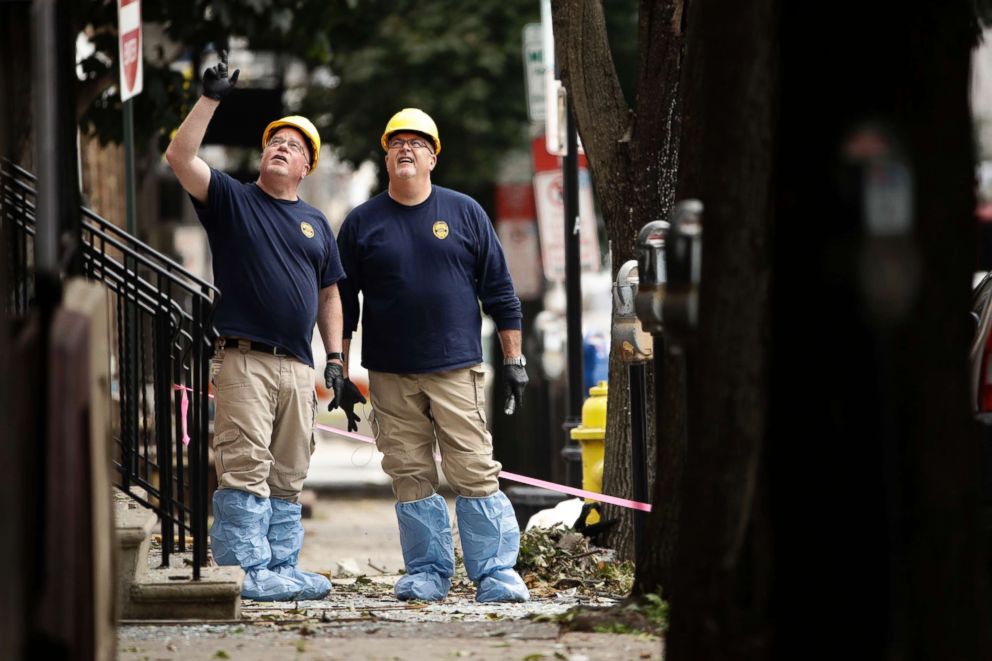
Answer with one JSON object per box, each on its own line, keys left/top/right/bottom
{"left": 663, "top": 0, "right": 776, "bottom": 656}
{"left": 666, "top": 0, "right": 992, "bottom": 659}
{"left": 764, "top": 2, "right": 992, "bottom": 658}
{"left": 553, "top": 0, "right": 684, "bottom": 574}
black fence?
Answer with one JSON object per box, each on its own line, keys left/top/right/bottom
{"left": 1, "top": 159, "right": 218, "bottom": 578}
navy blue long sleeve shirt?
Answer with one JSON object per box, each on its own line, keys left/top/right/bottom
{"left": 337, "top": 186, "right": 521, "bottom": 374}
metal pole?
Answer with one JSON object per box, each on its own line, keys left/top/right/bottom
{"left": 31, "top": 0, "right": 62, "bottom": 311}
{"left": 561, "top": 95, "right": 583, "bottom": 487}
{"left": 123, "top": 98, "right": 137, "bottom": 236}
{"left": 629, "top": 362, "right": 649, "bottom": 562}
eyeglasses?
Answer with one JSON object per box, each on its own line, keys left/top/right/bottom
{"left": 387, "top": 137, "right": 433, "bottom": 152}
{"left": 267, "top": 137, "right": 309, "bottom": 160}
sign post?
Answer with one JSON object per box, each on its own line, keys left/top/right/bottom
{"left": 117, "top": 0, "right": 142, "bottom": 235}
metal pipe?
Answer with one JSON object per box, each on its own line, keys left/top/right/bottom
{"left": 123, "top": 99, "right": 137, "bottom": 236}
{"left": 561, "top": 95, "right": 584, "bottom": 487}
{"left": 31, "top": 0, "right": 58, "bottom": 278}
{"left": 629, "top": 362, "right": 649, "bottom": 562}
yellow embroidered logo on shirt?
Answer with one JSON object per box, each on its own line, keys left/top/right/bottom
{"left": 433, "top": 220, "right": 449, "bottom": 240}
{"left": 300, "top": 221, "right": 315, "bottom": 239}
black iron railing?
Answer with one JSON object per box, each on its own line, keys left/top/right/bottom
{"left": 1, "top": 159, "right": 218, "bottom": 578}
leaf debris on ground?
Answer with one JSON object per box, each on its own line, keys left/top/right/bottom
{"left": 516, "top": 526, "right": 634, "bottom": 598}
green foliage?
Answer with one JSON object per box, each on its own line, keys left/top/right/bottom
{"left": 74, "top": 1, "right": 349, "bottom": 151}
{"left": 602, "top": 0, "right": 639, "bottom": 108}
{"left": 298, "top": 0, "right": 538, "bottom": 208}
{"left": 73, "top": 0, "right": 541, "bottom": 211}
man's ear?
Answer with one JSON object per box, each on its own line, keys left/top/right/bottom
{"left": 428, "top": 154, "right": 437, "bottom": 171}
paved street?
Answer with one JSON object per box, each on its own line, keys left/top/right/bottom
{"left": 119, "top": 491, "right": 662, "bottom": 660}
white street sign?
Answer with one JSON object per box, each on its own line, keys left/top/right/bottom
{"left": 118, "top": 0, "right": 143, "bottom": 101}
{"left": 522, "top": 23, "right": 545, "bottom": 123}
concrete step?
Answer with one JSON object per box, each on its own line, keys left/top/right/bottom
{"left": 114, "top": 488, "right": 243, "bottom": 621}
{"left": 115, "top": 490, "right": 157, "bottom": 594}
{"left": 124, "top": 564, "right": 243, "bottom": 621}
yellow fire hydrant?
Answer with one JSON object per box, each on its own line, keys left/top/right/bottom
{"left": 570, "top": 381, "right": 607, "bottom": 524}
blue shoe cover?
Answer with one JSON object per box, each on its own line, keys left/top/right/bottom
{"left": 270, "top": 565, "right": 331, "bottom": 600}
{"left": 395, "top": 571, "right": 451, "bottom": 601}
{"left": 394, "top": 493, "right": 454, "bottom": 601}
{"left": 210, "top": 489, "right": 306, "bottom": 601}
{"left": 456, "top": 492, "right": 530, "bottom": 603}
{"left": 268, "top": 499, "right": 331, "bottom": 600}
{"left": 210, "top": 489, "right": 272, "bottom": 570}
{"left": 242, "top": 567, "right": 307, "bottom": 601}
{"left": 477, "top": 568, "right": 529, "bottom": 603}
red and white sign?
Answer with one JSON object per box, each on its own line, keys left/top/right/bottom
{"left": 118, "top": 0, "right": 143, "bottom": 101}
{"left": 531, "top": 137, "right": 601, "bottom": 282}
{"left": 496, "top": 182, "right": 543, "bottom": 301}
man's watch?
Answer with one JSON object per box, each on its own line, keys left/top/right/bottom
{"left": 503, "top": 355, "right": 526, "bottom": 367}
{"left": 327, "top": 352, "right": 344, "bottom": 362}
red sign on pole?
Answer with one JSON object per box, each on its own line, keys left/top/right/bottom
{"left": 118, "top": 0, "right": 143, "bottom": 101}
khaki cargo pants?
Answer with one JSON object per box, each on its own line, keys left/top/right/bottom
{"left": 211, "top": 340, "right": 316, "bottom": 502}
{"left": 369, "top": 365, "right": 501, "bottom": 503}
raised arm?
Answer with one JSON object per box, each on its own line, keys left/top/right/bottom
{"left": 164, "top": 50, "right": 240, "bottom": 204}
{"left": 165, "top": 97, "right": 219, "bottom": 204}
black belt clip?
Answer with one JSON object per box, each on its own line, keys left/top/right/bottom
{"left": 222, "top": 337, "right": 290, "bottom": 357}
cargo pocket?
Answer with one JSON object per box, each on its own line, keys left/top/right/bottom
{"left": 309, "top": 391, "right": 317, "bottom": 456}
{"left": 213, "top": 427, "right": 256, "bottom": 477}
{"left": 470, "top": 365, "right": 488, "bottom": 425}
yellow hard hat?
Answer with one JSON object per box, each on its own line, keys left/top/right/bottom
{"left": 381, "top": 108, "right": 441, "bottom": 155}
{"left": 262, "top": 115, "right": 321, "bottom": 174}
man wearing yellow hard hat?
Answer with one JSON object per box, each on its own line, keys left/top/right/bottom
{"left": 336, "top": 108, "right": 531, "bottom": 603}
{"left": 165, "top": 50, "right": 344, "bottom": 602}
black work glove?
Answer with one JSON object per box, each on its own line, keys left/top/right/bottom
{"left": 328, "top": 379, "right": 367, "bottom": 432}
{"left": 503, "top": 363, "right": 529, "bottom": 415}
{"left": 324, "top": 361, "right": 344, "bottom": 411}
{"left": 202, "top": 50, "right": 240, "bottom": 100}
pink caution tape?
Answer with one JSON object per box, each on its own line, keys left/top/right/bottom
{"left": 172, "top": 385, "right": 191, "bottom": 447}
{"left": 497, "top": 470, "right": 652, "bottom": 513}
{"left": 314, "top": 422, "right": 372, "bottom": 444}
{"left": 178, "top": 389, "right": 652, "bottom": 512}
{"left": 315, "top": 422, "right": 652, "bottom": 513}
{"left": 173, "top": 385, "right": 214, "bottom": 448}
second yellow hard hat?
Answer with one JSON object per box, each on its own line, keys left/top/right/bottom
{"left": 380, "top": 108, "right": 441, "bottom": 155}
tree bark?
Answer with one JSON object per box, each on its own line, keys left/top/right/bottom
{"left": 553, "top": 0, "right": 685, "bottom": 576}
{"left": 763, "top": 2, "right": 992, "bottom": 658}
{"left": 665, "top": 0, "right": 992, "bottom": 658}
{"left": 664, "top": 0, "right": 776, "bottom": 656}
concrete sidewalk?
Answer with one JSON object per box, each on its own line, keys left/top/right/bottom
{"left": 305, "top": 407, "right": 391, "bottom": 492}
{"left": 122, "top": 515, "right": 659, "bottom": 661}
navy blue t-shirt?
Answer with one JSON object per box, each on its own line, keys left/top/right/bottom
{"left": 337, "top": 186, "right": 521, "bottom": 374}
{"left": 192, "top": 168, "right": 345, "bottom": 367}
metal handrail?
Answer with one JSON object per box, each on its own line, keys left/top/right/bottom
{"left": 1, "top": 158, "right": 219, "bottom": 578}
